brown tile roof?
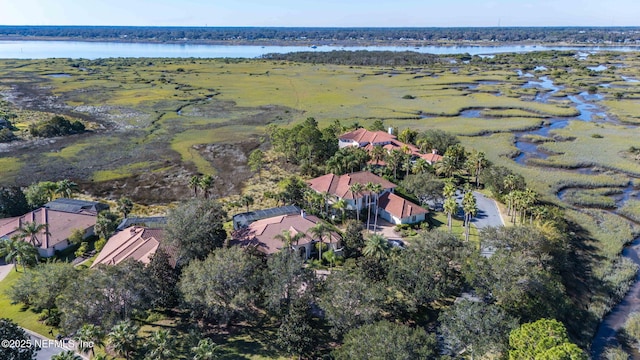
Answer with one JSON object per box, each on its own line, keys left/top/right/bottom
{"left": 339, "top": 128, "right": 397, "bottom": 145}
{"left": 378, "top": 192, "right": 428, "bottom": 219}
{"left": 232, "top": 214, "right": 340, "bottom": 255}
{"left": 91, "top": 227, "right": 165, "bottom": 268}
{"left": 420, "top": 152, "right": 443, "bottom": 164}
{"left": 0, "top": 208, "right": 96, "bottom": 250}
{"left": 307, "top": 171, "right": 397, "bottom": 200}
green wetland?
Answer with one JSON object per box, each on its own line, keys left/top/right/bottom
{"left": 2, "top": 50, "right": 640, "bottom": 353}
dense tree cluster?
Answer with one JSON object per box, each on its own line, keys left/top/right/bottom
{"left": 264, "top": 50, "right": 443, "bottom": 66}
{"left": 267, "top": 117, "right": 338, "bottom": 169}
{"left": 0, "top": 186, "right": 29, "bottom": 218}
{"left": 1, "top": 26, "right": 639, "bottom": 45}
{"left": 28, "top": 115, "right": 85, "bottom": 138}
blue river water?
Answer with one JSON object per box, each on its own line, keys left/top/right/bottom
{"left": 0, "top": 40, "right": 638, "bottom": 59}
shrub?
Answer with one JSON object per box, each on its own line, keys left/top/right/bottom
{"left": 95, "top": 237, "right": 107, "bottom": 252}
{"left": 402, "top": 94, "right": 416, "bottom": 99}
{"left": 29, "top": 115, "right": 85, "bottom": 138}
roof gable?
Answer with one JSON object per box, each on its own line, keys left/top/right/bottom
{"left": 91, "top": 227, "right": 165, "bottom": 268}
{"left": 307, "top": 171, "right": 397, "bottom": 200}
{"left": 233, "top": 214, "right": 340, "bottom": 255}
{"left": 339, "top": 128, "right": 397, "bottom": 145}
{"left": 378, "top": 192, "right": 428, "bottom": 219}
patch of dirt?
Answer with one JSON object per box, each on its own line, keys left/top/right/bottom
{"left": 195, "top": 140, "right": 263, "bottom": 197}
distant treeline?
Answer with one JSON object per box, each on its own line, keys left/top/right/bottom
{"left": 262, "top": 50, "right": 443, "bottom": 66}
{"left": 1, "top": 26, "right": 640, "bottom": 44}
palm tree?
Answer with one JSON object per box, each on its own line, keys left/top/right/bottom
{"left": 369, "top": 183, "right": 384, "bottom": 234}
{"left": 364, "top": 182, "right": 375, "bottom": 232}
{"left": 107, "top": 320, "right": 139, "bottom": 360}
{"left": 75, "top": 324, "right": 104, "bottom": 358}
{"left": 199, "top": 175, "right": 214, "bottom": 199}
{"left": 0, "top": 237, "right": 39, "bottom": 272}
{"left": 323, "top": 249, "right": 338, "bottom": 270}
{"left": 467, "top": 151, "right": 487, "bottom": 188}
{"left": 443, "top": 180, "right": 456, "bottom": 199}
{"left": 17, "top": 221, "right": 49, "bottom": 247}
{"left": 503, "top": 174, "right": 519, "bottom": 214}
{"left": 401, "top": 144, "right": 413, "bottom": 178}
{"left": 363, "top": 234, "right": 390, "bottom": 260}
{"left": 274, "top": 229, "right": 306, "bottom": 252}
{"left": 189, "top": 175, "right": 200, "bottom": 197}
{"left": 51, "top": 351, "right": 82, "bottom": 360}
{"left": 348, "top": 182, "right": 364, "bottom": 221}
{"left": 462, "top": 191, "right": 477, "bottom": 241}
{"left": 145, "top": 329, "right": 176, "bottom": 360}
{"left": 524, "top": 188, "right": 537, "bottom": 224}
{"left": 332, "top": 198, "right": 348, "bottom": 223}
{"left": 192, "top": 338, "right": 221, "bottom": 360}
{"left": 370, "top": 145, "right": 386, "bottom": 165}
{"left": 321, "top": 191, "right": 331, "bottom": 217}
{"left": 435, "top": 155, "right": 458, "bottom": 178}
{"left": 55, "top": 179, "right": 79, "bottom": 199}
{"left": 240, "top": 194, "right": 254, "bottom": 213}
{"left": 116, "top": 197, "right": 134, "bottom": 218}
{"left": 385, "top": 149, "right": 403, "bottom": 180}
{"left": 412, "top": 158, "right": 430, "bottom": 174}
{"left": 310, "top": 222, "right": 332, "bottom": 262}
{"left": 416, "top": 136, "right": 432, "bottom": 153}
{"left": 444, "top": 197, "right": 458, "bottom": 232}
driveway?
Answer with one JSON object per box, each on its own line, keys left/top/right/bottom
{"left": 453, "top": 191, "right": 504, "bottom": 229}
{"left": 22, "top": 328, "right": 81, "bottom": 360}
{"left": 368, "top": 218, "right": 402, "bottom": 241}
{"left": 0, "top": 259, "right": 13, "bottom": 282}
{"left": 470, "top": 191, "right": 504, "bottom": 229}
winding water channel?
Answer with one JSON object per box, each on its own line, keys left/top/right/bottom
{"left": 499, "top": 70, "right": 640, "bottom": 357}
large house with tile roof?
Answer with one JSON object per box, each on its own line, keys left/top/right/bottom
{"left": 377, "top": 192, "right": 428, "bottom": 224}
{"left": 0, "top": 205, "right": 99, "bottom": 257}
{"left": 307, "top": 171, "right": 397, "bottom": 211}
{"left": 91, "top": 226, "right": 167, "bottom": 268}
{"left": 231, "top": 213, "right": 340, "bottom": 259}
{"left": 338, "top": 127, "right": 398, "bottom": 149}
{"left": 338, "top": 128, "right": 442, "bottom": 165}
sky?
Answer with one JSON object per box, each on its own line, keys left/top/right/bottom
{"left": 0, "top": 0, "right": 638, "bottom": 27}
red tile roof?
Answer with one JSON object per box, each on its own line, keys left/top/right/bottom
{"left": 339, "top": 128, "right": 397, "bottom": 145}
{"left": 378, "top": 192, "right": 428, "bottom": 219}
{"left": 91, "top": 227, "right": 165, "bottom": 268}
{"left": 232, "top": 214, "right": 340, "bottom": 255}
{"left": 420, "top": 152, "right": 444, "bottom": 164}
{"left": 307, "top": 171, "right": 397, "bottom": 200}
{"left": 0, "top": 208, "right": 96, "bottom": 250}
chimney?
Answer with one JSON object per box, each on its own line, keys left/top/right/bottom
{"left": 432, "top": 149, "right": 438, "bottom": 154}
{"left": 388, "top": 127, "right": 393, "bottom": 135}
{"left": 301, "top": 210, "right": 306, "bottom": 218}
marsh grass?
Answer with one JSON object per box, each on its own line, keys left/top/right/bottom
{"left": 536, "top": 121, "right": 640, "bottom": 176}
{"left": 619, "top": 199, "right": 640, "bottom": 224}
{"left": 561, "top": 188, "right": 621, "bottom": 209}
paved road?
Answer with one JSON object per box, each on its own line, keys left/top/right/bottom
{"left": 454, "top": 191, "right": 504, "bottom": 257}
{"left": 470, "top": 191, "right": 504, "bottom": 229}
{"left": 23, "top": 328, "right": 72, "bottom": 360}
{"left": 453, "top": 191, "right": 504, "bottom": 229}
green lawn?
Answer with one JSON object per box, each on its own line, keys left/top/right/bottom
{"left": 0, "top": 270, "right": 58, "bottom": 337}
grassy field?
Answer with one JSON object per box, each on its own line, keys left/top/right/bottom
{"left": 0, "top": 270, "right": 59, "bottom": 337}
